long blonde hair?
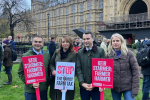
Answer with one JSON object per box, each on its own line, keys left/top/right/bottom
{"left": 57, "top": 35, "right": 75, "bottom": 54}
{"left": 108, "top": 33, "right": 128, "bottom": 55}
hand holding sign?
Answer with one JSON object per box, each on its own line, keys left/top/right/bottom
{"left": 52, "top": 70, "right": 56, "bottom": 76}
{"left": 33, "top": 83, "right": 39, "bottom": 88}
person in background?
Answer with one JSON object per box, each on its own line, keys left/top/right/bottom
{"left": 48, "top": 36, "right": 56, "bottom": 59}
{"left": 0, "top": 43, "right": 3, "bottom": 87}
{"left": 76, "top": 31, "right": 105, "bottom": 100}
{"left": 49, "top": 35, "right": 76, "bottom": 100}
{"left": 136, "top": 39, "right": 142, "bottom": 51}
{"left": 18, "top": 35, "right": 50, "bottom": 100}
{"left": 107, "top": 33, "right": 140, "bottom": 100}
{"left": 79, "top": 39, "right": 84, "bottom": 49}
{"left": 97, "top": 39, "right": 101, "bottom": 46}
{"left": 3, "top": 40, "right": 13, "bottom": 85}
{"left": 143, "top": 37, "right": 148, "bottom": 47}
{"left": 8, "top": 36, "right": 15, "bottom": 50}
{"left": 73, "top": 38, "right": 80, "bottom": 53}
{"left": 101, "top": 38, "right": 108, "bottom": 56}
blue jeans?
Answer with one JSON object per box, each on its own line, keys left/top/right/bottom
{"left": 111, "top": 89, "right": 134, "bottom": 100}
{"left": 25, "top": 91, "right": 47, "bottom": 100}
{"left": 80, "top": 87, "right": 100, "bottom": 100}
{"left": 0, "top": 62, "right": 2, "bottom": 72}
{"left": 5, "top": 66, "right": 12, "bottom": 75}
{"left": 142, "top": 75, "right": 150, "bottom": 100}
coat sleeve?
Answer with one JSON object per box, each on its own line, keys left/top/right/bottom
{"left": 76, "top": 52, "right": 84, "bottom": 84}
{"left": 129, "top": 51, "right": 140, "bottom": 96}
{"left": 50, "top": 51, "right": 57, "bottom": 72}
{"left": 4, "top": 49, "right": 8, "bottom": 59}
{"left": 18, "top": 57, "right": 33, "bottom": 88}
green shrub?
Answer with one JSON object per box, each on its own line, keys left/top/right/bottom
{"left": 132, "top": 43, "right": 136, "bottom": 49}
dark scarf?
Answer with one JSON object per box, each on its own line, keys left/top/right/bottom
{"left": 60, "top": 48, "right": 71, "bottom": 60}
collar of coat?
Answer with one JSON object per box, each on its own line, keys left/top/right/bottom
{"left": 82, "top": 44, "right": 97, "bottom": 53}
{"left": 109, "top": 50, "right": 128, "bottom": 60}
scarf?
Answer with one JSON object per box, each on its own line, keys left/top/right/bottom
{"left": 60, "top": 48, "right": 70, "bottom": 60}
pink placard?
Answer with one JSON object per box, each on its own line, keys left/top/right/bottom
{"left": 22, "top": 55, "right": 46, "bottom": 85}
{"left": 92, "top": 58, "right": 113, "bottom": 88}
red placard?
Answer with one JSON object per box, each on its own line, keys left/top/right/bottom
{"left": 92, "top": 58, "right": 113, "bottom": 88}
{"left": 22, "top": 55, "right": 46, "bottom": 85}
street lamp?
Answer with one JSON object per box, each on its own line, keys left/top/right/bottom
{"left": 47, "top": 13, "right": 50, "bottom": 42}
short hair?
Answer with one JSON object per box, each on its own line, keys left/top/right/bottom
{"left": 32, "top": 35, "right": 43, "bottom": 41}
{"left": 51, "top": 36, "right": 55, "bottom": 40}
{"left": 83, "top": 31, "right": 94, "bottom": 38}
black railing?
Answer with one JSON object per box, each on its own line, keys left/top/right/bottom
{"left": 15, "top": 46, "right": 31, "bottom": 55}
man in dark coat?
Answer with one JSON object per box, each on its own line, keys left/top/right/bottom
{"left": 2, "top": 41, "right": 13, "bottom": 85}
{"left": 141, "top": 40, "right": 150, "bottom": 100}
{"left": 48, "top": 36, "right": 56, "bottom": 59}
{"left": 0, "top": 43, "right": 3, "bottom": 87}
{"left": 136, "top": 39, "right": 142, "bottom": 51}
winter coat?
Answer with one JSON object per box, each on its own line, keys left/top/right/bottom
{"left": 3, "top": 46, "right": 13, "bottom": 67}
{"left": 107, "top": 50, "right": 140, "bottom": 97}
{"left": 0, "top": 44, "right": 3, "bottom": 62}
{"left": 49, "top": 50, "right": 76, "bottom": 100}
{"left": 136, "top": 41, "right": 142, "bottom": 51}
{"left": 18, "top": 50, "right": 50, "bottom": 93}
{"left": 76, "top": 45, "right": 105, "bottom": 88}
{"left": 10, "top": 40, "right": 15, "bottom": 50}
{"left": 101, "top": 42, "right": 107, "bottom": 56}
{"left": 48, "top": 41, "right": 56, "bottom": 59}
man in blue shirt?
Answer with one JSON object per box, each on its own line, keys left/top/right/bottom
{"left": 8, "top": 36, "right": 15, "bottom": 50}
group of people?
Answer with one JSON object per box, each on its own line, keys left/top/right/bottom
{"left": 17, "top": 31, "right": 142, "bottom": 100}
{"left": 0, "top": 36, "right": 15, "bottom": 87}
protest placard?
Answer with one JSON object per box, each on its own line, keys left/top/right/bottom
{"left": 22, "top": 55, "right": 46, "bottom": 100}
{"left": 92, "top": 58, "right": 113, "bottom": 100}
{"left": 55, "top": 62, "right": 75, "bottom": 100}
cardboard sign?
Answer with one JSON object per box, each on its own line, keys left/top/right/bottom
{"left": 92, "top": 58, "right": 113, "bottom": 88}
{"left": 22, "top": 55, "right": 46, "bottom": 85}
{"left": 55, "top": 62, "right": 75, "bottom": 90}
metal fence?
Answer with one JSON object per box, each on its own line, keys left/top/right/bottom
{"left": 15, "top": 46, "right": 31, "bottom": 55}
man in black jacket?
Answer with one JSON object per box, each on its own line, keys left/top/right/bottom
{"left": 48, "top": 37, "right": 56, "bottom": 59}
{"left": 142, "top": 40, "right": 150, "bottom": 100}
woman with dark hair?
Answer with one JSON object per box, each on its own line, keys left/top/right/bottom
{"left": 49, "top": 35, "right": 76, "bottom": 100}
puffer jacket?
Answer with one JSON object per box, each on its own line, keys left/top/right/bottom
{"left": 107, "top": 50, "right": 140, "bottom": 96}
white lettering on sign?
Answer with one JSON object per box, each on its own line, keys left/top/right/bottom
{"left": 25, "top": 62, "right": 43, "bottom": 69}
{"left": 93, "top": 66, "right": 112, "bottom": 71}
{"left": 98, "top": 61, "right": 106, "bottom": 66}
{"left": 28, "top": 58, "right": 37, "bottom": 63}
{"left": 27, "top": 72, "right": 43, "bottom": 78}
{"left": 94, "top": 76, "right": 110, "bottom": 82}
{"left": 27, "top": 67, "right": 42, "bottom": 73}
{"left": 95, "top": 71, "right": 110, "bottom": 76}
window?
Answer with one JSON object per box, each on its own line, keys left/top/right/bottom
{"left": 80, "top": 15, "right": 84, "bottom": 23}
{"left": 87, "top": 13, "right": 92, "bottom": 21}
{"left": 58, "top": 19, "right": 62, "bottom": 25}
{"left": 59, "top": 8, "right": 62, "bottom": 16}
{"left": 66, "top": 7, "right": 69, "bottom": 15}
{"left": 44, "top": 30, "right": 46, "bottom": 35}
{"left": 86, "top": 25, "right": 92, "bottom": 32}
{"left": 49, "top": 29, "right": 51, "bottom": 35}
{"left": 80, "top": 4, "right": 84, "bottom": 12}
{"left": 59, "top": 28, "right": 62, "bottom": 34}
{"left": 34, "top": 24, "right": 36, "bottom": 28}
{"left": 48, "top": 12, "right": 51, "bottom": 18}
{"left": 39, "top": 22, "right": 42, "bottom": 27}
{"left": 80, "top": 26, "right": 84, "bottom": 30}
{"left": 54, "top": 20, "right": 57, "bottom": 26}
{"left": 66, "top": 27, "right": 69, "bottom": 34}
{"left": 87, "top": 25, "right": 92, "bottom": 31}
{"left": 71, "top": 26, "right": 75, "bottom": 34}
{"left": 49, "top": 21, "right": 51, "bottom": 26}
{"left": 98, "top": 13, "right": 103, "bottom": 21}
{"left": 71, "top": 5, "right": 75, "bottom": 13}
{"left": 39, "top": 14, "right": 42, "bottom": 20}
{"left": 99, "top": 1, "right": 103, "bottom": 9}
{"left": 87, "top": 1, "right": 92, "bottom": 10}
{"left": 54, "top": 11, "right": 57, "bottom": 17}
{"left": 39, "top": 30, "right": 42, "bottom": 35}
{"left": 71, "top": 16, "right": 75, "bottom": 24}
{"left": 66, "top": 17, "right": 69, "bottom": 24}
{"left": 34, "top": 31, "right": 36, "bottom": 34}
{"left": 45, "top": 22, "right": 46, "bottom": 27}
{"left": 33, "top": 5, "right": 35, "bottom": 9}
{"left": 54, "top": 28, "right": 57, "bottom": 34}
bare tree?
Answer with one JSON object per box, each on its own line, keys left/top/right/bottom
{"left": 0, "top": 0, "right": 34, "bottom": 40}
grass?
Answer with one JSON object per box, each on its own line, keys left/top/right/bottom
{"left": 0, "top": 64, "right": 143, "bottom": 100}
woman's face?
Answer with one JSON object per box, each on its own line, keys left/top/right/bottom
{"left": 62, "top": 38, "right": 70, "bottom": 50}
{"left": 112, "top": 36, "right": 122, "bottom": 50}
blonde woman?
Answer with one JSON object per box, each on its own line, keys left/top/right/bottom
{"left": 107, "top": 33, "right": 140, "bottom": 100}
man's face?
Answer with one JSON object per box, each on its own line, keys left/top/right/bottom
{"left": 32, "top": 37, "right": 43, "bottom": 52}
{"left": 8, "top": 36, "right": 12, "bottom": 41}
{"left": 52, "top": 38, "right": 56, "bottom": 43}
{"left": 83, "top": 34, "right": 94, "bottom": 48}
{"left": 75, "top": 39, "right": 79, "bottom": 43}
